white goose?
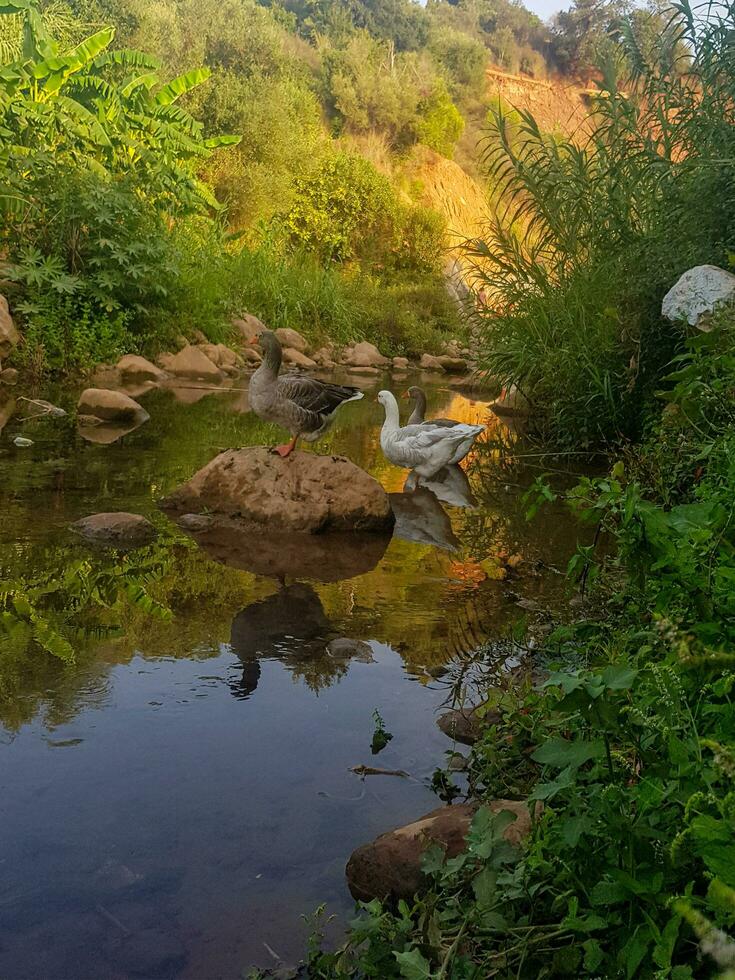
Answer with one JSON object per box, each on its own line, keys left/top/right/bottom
{"left": 378, "top": 390, "right": 484, "bottom": 479}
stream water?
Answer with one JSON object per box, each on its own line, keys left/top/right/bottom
{"left": 0, "top": 373, "right": 582, "bottom": 979}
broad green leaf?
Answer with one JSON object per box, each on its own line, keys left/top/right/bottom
{"left": 64, "top": 28, "right": 114, "bottom": 72}
{"left": 689, "top": 815, "right": 735, "bottom": 886}
{"left": 203, "top": 133, "right": 242, "bottom": 149}
{"left": 583, "top": 939, "right": 604, "bottom": 971}
{"left": 620, "top": 924, "right": 652, "bottom": 979}
{"left": 590, "top": 879, "right": 628, "bottom": 907}
{"left": 155, "top": 67, "right": 211, "bottom": 105}
{"left": 394, "top": 948, "right": 433, "bottom": 980}
{"left": 472, "top": 866, "right": 497, "bottom": 908}
{"left": 601, "top": 664, "right": 638, "bottom": 690}
{"left": 532, "top": 737, "right": 604, "bottom": 768}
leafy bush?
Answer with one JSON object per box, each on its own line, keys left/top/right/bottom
{"left": 276, "top": 150, "right": 398, "bottom": 264}
{"left": 275, "top": 149, "right": 446, "bottom": 275}
{"left": 0, "top": 0, "right": 239, "bottom": 372}
{"left": 414, "top": 80, "right": 464, "bottom": 158}
{"left": 429, "top": 28, "right": 488, "bottom": 94}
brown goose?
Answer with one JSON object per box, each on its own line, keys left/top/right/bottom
{"left": 249, "top": 330, "right": 363, "bottom": 457}
{"left": 404, "top": 385, "right": 482, "bottom": 466}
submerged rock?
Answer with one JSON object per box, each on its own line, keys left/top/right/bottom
{"left": 662, "top": 264, "right": 735, "bottom": 329}
{"left": 77, "top": 388, "right": 150, "bottom": 424}
{"left": 162, "top": 447, "right": 394, "bottom": 534}
{"left": 72, "top": 512, "right": 157, "bottom": 546}
{"left": 346, "top": 801, "right": 535, "bottom": 902}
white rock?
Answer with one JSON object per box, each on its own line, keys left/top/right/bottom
{"left": 662, "top": 264, "right": 735, "bottom": 329}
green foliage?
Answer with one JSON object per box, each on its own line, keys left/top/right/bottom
{"left": 370, "top": 708, "right": 393, "bottom": 754}
{"left": 277, "top": 150, "right": 399, "bottom": 264}
{"left": 306, "top": 315, "right": 735, "bottom": 978}
{"left": 275, "top": 149, "right": 445, "bottom": 275}
{"left": 0, "top": 0, "right": 242, "bottom": 373}
{"left": 414, "top": 80, "right": 464, "bottom": 158}
{"left": 466, "top": 2, "right": 735, "bottom": 447}
{"left": 428, "top": 27, "right": 487, "bottom": 94}
{"left": 230, "top": 243, "right": 460, "bottom": 356}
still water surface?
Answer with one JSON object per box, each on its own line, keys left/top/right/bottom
{"left": 0, "top": 374, "right": 580, "bottom": 979}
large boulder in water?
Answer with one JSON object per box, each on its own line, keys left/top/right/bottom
{"left": 77, "top": 388, "right": 149, "bottom": 424}
{"left": 116, "top": 354, "right": 166, "bottom": 383}
{"left": 162, "top": 448, "right": 394, "bottom": 534}
{"left": 165, "top": 345, "right": 223, "bottom": 381}
{"left": 343, "top": 341, "right": 390, "bottom": 368}
{"left": 346, "top": 801, "right": 535, "bottom": 902}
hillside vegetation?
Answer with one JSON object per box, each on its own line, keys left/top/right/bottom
{"left": 0, "top": 0, "right": 588, "bottom": 375}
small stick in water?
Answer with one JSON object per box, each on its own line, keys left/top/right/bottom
{"left": 349, "top": 764, "right": 410, "bottom": 779}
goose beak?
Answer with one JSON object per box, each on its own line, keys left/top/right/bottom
{"left": 400, "top": 390, "right": 409, "bottom": 399}
{"left": 248, "top": 335, "right": 259, "bottom": 346}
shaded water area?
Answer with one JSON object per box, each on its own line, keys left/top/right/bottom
{"left": 0, "top": 374, "right": 583, "bottom": 979}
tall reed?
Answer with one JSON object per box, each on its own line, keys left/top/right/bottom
{"left": 465, "top": 0, "right": 735, "bottom": 446}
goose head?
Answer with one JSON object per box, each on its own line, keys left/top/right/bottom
{"left": 252, "top": 329, "right": 282, "bottom": 371}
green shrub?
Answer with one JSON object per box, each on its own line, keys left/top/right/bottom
{"left": 275, "top": 150, "right": 397, "bottom": 264}
{"left": 414, "top": 80, "right": 465, "bottom": 158}
{"left": 15, "top": 296, "right": 135, "bottom": 375}
{"left": 429, "top": 28, "right": 488, "bottom": 93}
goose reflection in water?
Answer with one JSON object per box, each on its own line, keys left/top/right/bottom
{"left": 389, "top": 465, "right": 475, "bottom": 552}
{"left": 228, "top": 583, "right": 375, "bottom": 699}
{"left": 404, "top": 465, "right": 477, "bottom": 509}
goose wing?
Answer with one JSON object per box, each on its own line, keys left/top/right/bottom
{"left": 277, "top": 374, "right": 363, "bottom": 415}
{"left": 387, "top": 423, "right": 471, "bottom": 469}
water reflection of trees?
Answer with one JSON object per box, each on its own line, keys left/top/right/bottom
{"left": 0, "top": 381, "right": 589, "bottom": 730}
